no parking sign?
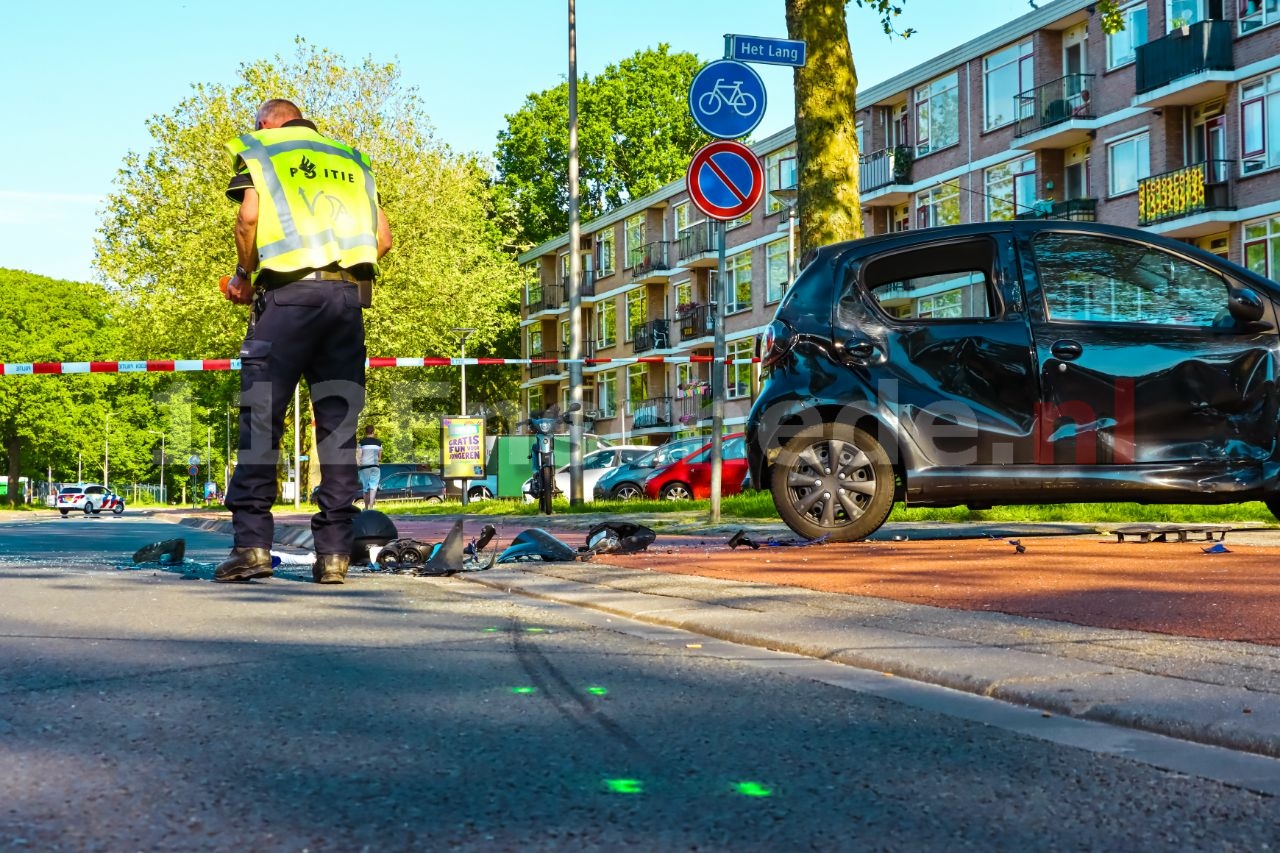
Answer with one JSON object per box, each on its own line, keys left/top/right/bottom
{"left": 685, "top": 140, "right": 764, "bottom": 222}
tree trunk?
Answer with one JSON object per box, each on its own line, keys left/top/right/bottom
{"left": 786, "top": 0, "right": 862, "bottom": 259}
{"left": 6, "top": 433, "right": 20, "bottom": 507}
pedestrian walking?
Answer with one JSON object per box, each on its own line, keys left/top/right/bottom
{"left": 215, "top": 98, "right": 392, "bottom": 585}
{"left": 357, "top": 425, "right": 383, "bottom": 508}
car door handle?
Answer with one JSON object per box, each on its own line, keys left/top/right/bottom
{"left": 840, "top": 338, "right": 879, "bottom": 366}
{"left": 1050, "top": 340, "right": 1083, "bottom": 361}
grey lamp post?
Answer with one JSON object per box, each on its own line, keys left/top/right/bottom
{"left": 452, "top": 327, "right": 476, "bottom": 505}
{"left": 148, "top": 430, "right": 165, "bottom": 504}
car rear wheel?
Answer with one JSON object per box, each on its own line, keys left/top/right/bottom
{"left": 426, "top": 496, "right": 443, "bottom": 504}
{"left": 769, "top": 423, "right": 895, "bottom": 542}
{"left": 660, "top": 482, "right": 693, "bottom": 501}
{"left": 612, "top": 483, "right": 643, "bottom": 501}
{"left": 59, "top": 510, "right": 68, "bottom": 517}
{"left": 468, "top": 486, "right": 493, "bottom": 501}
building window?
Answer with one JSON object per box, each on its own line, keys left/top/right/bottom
{"left": 724, "top": 252, "right": 753, "bottom": 314}
{"left": 627, "top": 362, "right": 649, "bottom": 405}
{"left": 527, "top": 327, "right": 542, "bottom": 357}
{"left": 891, "top": 203, "right": 911, "bottom": 232}
{"left": 916, "top": 180, "right": 961, "bottom": 228}
{"left": 1108, "top": 132, "right": 1150, "bottom": 196}
{"left": 1064, "top": 142, "right": 1091, "bottom": 200}
{"left": 673, "top": 279, "right": 693, "bottom": 312}
{"left": 765, "top": 144, "right": 797, "bottom": 213}
{"left": 984, "top": 41, "right": 1034, "bottom": 131}
{"left": 766, "top": 239, "right": 789, "bottom": 303}
{"left": 1244, "top": 215, "right": 1280, "bottom": 277}
{"left": 624, "top": 213, "right": 645, "bottom": 269}
{"left": 673, "top": 202, "right": 692, "bottom": 236}
{"left": 1241, "top": 72, "right": 1280, "bottom": 174}
{"left": 596, "top": 230, "right": 615, "bottom": 278}
{"left": 625, "top": 287, "right": 647, "bottom": 341}
{"left": 1168, "top": 0, "right": 1223, "bottom": 28}
{"left": 915, "top": 72, "right": 959, "bottom": 157}
{"left": 1107, "top": 3, "right": 1148, "bottom": 68}
{"left": 595, "top": 300, "right": 616, "bottom": 349}
{"left": 597, "top": 370, "right": 618, "bottom": 418}
{"left": 985, "top": 155, "right": 1037, "bottom": 220}
{"left": 727, "top": 339, "right": 753, "bottom": 399}
{"left": 1241, "top": 0, "right": 1280, "bottom": 32}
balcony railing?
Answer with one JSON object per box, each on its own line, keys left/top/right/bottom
{"left": 559, "top": 272, "right": 594, "bottom": 301}
{"left": 632, "top": 319, "right": 671, "bottom": 354}
{"left": 632, "top": 396, "right": 673, "bottom": 429}
{"left": 1014, "top": 198, "right": 1098, "bottom": 222}
{"left": 528, "top": 350, "right": 562, "bottom": 379}
{"left": 1138, "top": 160, "right": 1233, "bottom": 227}
{"left": 678, "top": 223, "right": 716, "bottom": 260}
{"left": 677, "top": 303, "right": 715, "bottom": 341}
{"left": 859, "top": 146, "right": 912, "bottom": 192}
{"left": 1135, "top": 20, "right": 1234, "bottom": 95}
{"left": 634, "top": 241, "right": 672, "bottom": 278}
{"left": 676, "top": 384, "right": 711, "bottom": 427}
{"left": 1015, "top": 74, "right": 1095, "bottom": 138}
{"left": 527, "top": 282, "right": 563, "bottom": 313}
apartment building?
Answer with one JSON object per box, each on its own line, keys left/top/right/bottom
{"left": 517, "top": 0, "right": 1280, "bottom": 445}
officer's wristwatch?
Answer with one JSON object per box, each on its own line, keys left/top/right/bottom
{"left": 235, "top": 264, "right": 253, "bottom": 280}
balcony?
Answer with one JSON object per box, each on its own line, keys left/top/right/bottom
{"left": 632, "top": 319, "right": 672, "bottom": 354}
{"left": 676, "top": 384, "right": 711, "bottom": 427}
{"left": 1014, "top": 198, "right": 1098, "bottom": 222}
{"left": 559, "top": 272, "right": 594, "bottom": 303}
{"left": 632, "top": 396, "right": 673, "bottom": 430}
{"left": 859, "top": 147, "right": 912, "bottom": 207}
{"left": 1014, "top": 74, "right": 1097, "bottom": 149}
{"left": 1138, "top": 160, "right": 1234, "bottom": 237}
{"left": 1134, "top": 21, "right": 1234, "bottom": 107}
{"left": 677, "top": 303, "right": 716, "bottom": 342}
{"left": 526, "top": 282, "right": 563, "bottom": 315}
{"left": 678, "top": 223, "right": 718, "bottom": 268}
{"left": 633, "top": 241, "right": 673, "bottom": 282}
{"left": 528, "top": 350, "right": 563, "bottom": 380}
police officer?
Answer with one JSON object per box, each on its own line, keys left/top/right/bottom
{"left": 215, "top": 98, "right": 392, "bottom": 585}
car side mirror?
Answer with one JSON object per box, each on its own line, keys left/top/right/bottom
{"left": 1227, "top": 286, "right": 1266, "bottom": 326}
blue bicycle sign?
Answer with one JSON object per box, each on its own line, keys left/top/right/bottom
{"left": 688, "top": 59, "right": 766, "bottom": 139}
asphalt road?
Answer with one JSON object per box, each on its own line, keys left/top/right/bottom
{"left": 1, "top": 516, "right": 1277, "bottom": 850}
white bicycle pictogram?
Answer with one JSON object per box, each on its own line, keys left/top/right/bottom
{"left": 697, "top": 79, "right": 759, "bottom": 117}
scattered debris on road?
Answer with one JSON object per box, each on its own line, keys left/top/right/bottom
{"left": 132, "top": 538, "right": 186, "bottom": 565}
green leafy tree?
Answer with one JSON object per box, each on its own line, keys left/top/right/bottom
{"left": 0, "top": 270, "right": 117, "bottom": 504}
{"left": 96, "top": 40, "right": 526, "bottom": 470}
{"left": 787, "top": 0, "right": 1127, "bottom": 256}
{"left": 496, "top": 44, "right": 713, "bottom": 248}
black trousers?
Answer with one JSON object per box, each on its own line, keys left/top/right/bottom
{"left": 225, "top": 280, "right": 366, "bottom": 556}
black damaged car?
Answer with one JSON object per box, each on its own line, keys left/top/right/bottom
{"left": 747, "top": 220, "right": 1280, "bottom": 541}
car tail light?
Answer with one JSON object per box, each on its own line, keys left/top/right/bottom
{"left": 760, "top": 320, "right": 794, "bottom": 370}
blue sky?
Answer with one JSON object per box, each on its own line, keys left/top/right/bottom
{"left": 1, "top": 0, "right": 1040, "bottom": 283}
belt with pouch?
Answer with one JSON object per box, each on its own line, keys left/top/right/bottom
{"left": 260, "top": 267, "right": 372, "bottom": 307}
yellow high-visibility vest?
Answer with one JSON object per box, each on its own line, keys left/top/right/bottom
{"left": 226, "top": 126, "right": 380, "bottom": 274}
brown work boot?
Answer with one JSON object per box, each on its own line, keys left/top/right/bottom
{"left": 313, "top": 554, "right": 350, "bottom": 585}
{"left": 214, "top": 547, "right": 273, "bottom": 582}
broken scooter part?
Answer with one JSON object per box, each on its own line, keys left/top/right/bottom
{"left": 132, "top": 538, "right": 187, "bottom": 565}
{"left": 375, "top": 520, "right": 498, "bottom": 575}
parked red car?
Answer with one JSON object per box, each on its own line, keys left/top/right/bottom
{"left": 643, "top": 433, "right": 749, "bottom": 501}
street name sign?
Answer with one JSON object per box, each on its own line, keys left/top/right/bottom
{"left": 686, "top": 140, "right": 764, "bottom": 221}
{"left": 726, "top": 34, "right": 807, "bottom": 67}
{"left": 687, "top": 59, "right": 766, "bottom": 139}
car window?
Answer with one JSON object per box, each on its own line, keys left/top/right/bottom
{"left": 723, "top": 436, "right": 747, "bottom": 460}
{"left": 856, "top": 238, "right": 998, "bottom": 321}
{"left": 1032, "top": 232, "right": 1229, "bottom": 326}
{"left": 60, "top": 488, "right": 83, "bottom": 495}
{"left": 583, "top": 450, "right": 615, "bottom": 470}
{"left": 382, "top": 474, "right": 409, "bottom": 488}
{"left": 87, "top": 486, "right": 104, "bottom": 494}
{"left": 619, "top": 450, "right": 647, "bottom": 464}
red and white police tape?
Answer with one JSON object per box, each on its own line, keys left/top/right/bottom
{"left": 0, "top": 354, "right": 761, "bottom": 377}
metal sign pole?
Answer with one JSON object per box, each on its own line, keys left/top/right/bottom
{"left": 566, "top": 0, "right": 585, "bottom": 505}
{"left": 709, "top": 220, "right": 727, "bottom": 524}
